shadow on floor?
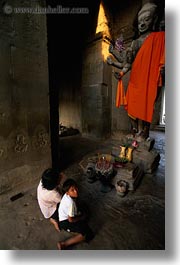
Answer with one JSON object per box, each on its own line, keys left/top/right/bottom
{"left": 58, "top": 135, "right": 104, "bottom": 170}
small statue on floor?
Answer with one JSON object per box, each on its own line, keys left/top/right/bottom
{"left": 115, "top": 180, "right": 129, "bottom": 197}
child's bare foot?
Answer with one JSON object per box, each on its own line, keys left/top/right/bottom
{"left": 57, "top": 241, "right": 65, "bottom": 250}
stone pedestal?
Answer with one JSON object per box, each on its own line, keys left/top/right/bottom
{"left": 112, "top": 162, "right": 144, "bottom": 191}
{"left": 111, "top": 135, "right": 160, "bottom": 174}
{"left": 124, "top": 135, "right": 155, "bottom": 151}
{"left": 133, "top": 149, "right": 160, "bottom": 174}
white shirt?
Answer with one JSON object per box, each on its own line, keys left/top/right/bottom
{"left": 58, "top": 193, "right": 78, "bottom": 221}
{"left": 37, "top": 180, "right": 61, "bottom": 218}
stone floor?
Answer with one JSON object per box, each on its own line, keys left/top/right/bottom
{"left": 0, "top": 130, "right": 165, "bottom": 250}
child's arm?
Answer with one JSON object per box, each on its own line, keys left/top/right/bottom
{"left": 68, "top": 213, "right": 86, "bottom": 223}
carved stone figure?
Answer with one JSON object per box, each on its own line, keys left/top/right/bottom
{"left": 107, "top": 2, "right": 165, "bottom": 140}
{"left": 14, "top": 134, "right": 28, "bottom": 153}
{"left": 32, "top": 125, "right": 50, "bottom": 151}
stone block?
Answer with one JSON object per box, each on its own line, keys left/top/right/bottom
{"left": 112, "top": 162, "right": 144, "bottom": 191}
{"left": 132, "top": 149, "right": 160, "bottom": 174}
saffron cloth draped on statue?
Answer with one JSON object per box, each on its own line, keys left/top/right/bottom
{"left": 116, "top": 71, "right": 127, "bottom": 107}
{"left": 123, "top": 31, "right": 165, "bottom": 123}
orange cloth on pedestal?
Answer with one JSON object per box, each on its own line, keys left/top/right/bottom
{"left": 124, "top": 31, "right": 165, "bottom": 123}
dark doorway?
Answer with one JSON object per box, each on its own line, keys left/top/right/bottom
{"left": 46, "top": 0, "right": 100, "bottom": 170}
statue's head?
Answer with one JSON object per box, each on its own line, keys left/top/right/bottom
{"left": 138, "top": 2, "right": 158, "bottom": 33}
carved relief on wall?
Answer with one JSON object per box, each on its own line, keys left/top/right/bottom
{"left": 14, "top": 134, "right": 28, "bottom": 153}
{"left": 8, "top": 128, "right": 29, "bottom": 155}
{"left": 32, "top": 124, "right": 50, "bottom": 152}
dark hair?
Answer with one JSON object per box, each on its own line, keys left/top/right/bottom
{"left": 41, "top": 168, "right": 59, "bottom": 190}
{"left": 62, "top": 178, "right": 78, "bottom": 194}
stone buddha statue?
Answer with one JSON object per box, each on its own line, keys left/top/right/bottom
{"left": 107, "top": 2, "right": 165, "bottom": 140}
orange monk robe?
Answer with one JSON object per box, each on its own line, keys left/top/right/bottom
{"left": 116, "top": 72, "right": 127, "bottom": 107}
{"left": 124, "top": 31, "right": 165, "bottom": 123}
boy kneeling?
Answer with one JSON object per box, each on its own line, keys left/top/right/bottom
{"left": 58, "top": 178, "right": 94, "bottom": 249}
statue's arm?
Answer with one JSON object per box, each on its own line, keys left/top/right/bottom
{"left": 121, "top": 63, "right": 132, "bottom": 75}
{"left": 106, "top": 39, "right": 140, "bottom": 79}
{"left": 119, "top": 40, "right": 139, "bottom": 75}
{"left": 106, "top": 48, "right": 132, "bottom": 79}
{"left": 106, "top": 56, "right": 123, "bottom": 69}
{"left": 109, "top": 44, "right": 124, "bottom": 63}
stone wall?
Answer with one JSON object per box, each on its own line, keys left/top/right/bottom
{"left": 81, "top": 34, "right": 112, "bottom": 139}
{"left": 0, "top": 0, "right": 51, "bottom": 200}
